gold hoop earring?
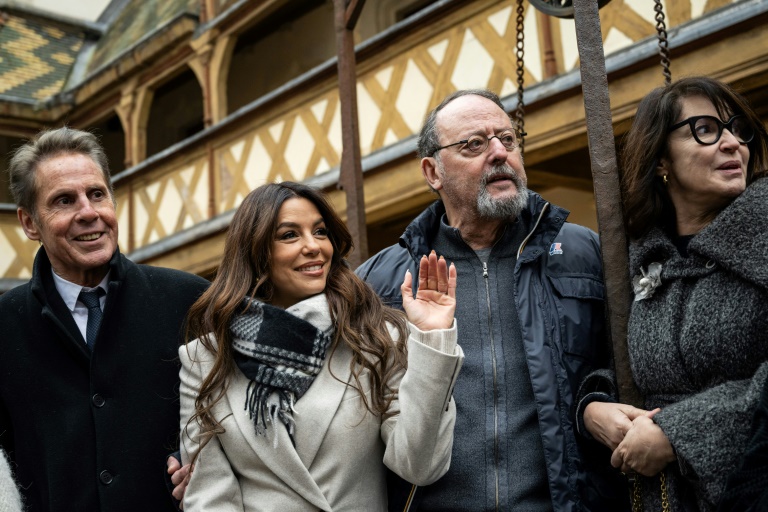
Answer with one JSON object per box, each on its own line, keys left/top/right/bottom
{"left": 662, "top": 175, "right": 669, "bottom": 186}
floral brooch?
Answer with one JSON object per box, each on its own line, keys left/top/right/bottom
{"left": 632, "top": 262, "right": 662, "bottom": 301}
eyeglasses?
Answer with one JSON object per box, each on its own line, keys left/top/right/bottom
{"left": 432, "top": 129, "right": 525, "bottom": 155}
{"left": 668, "top": 115, "right": 754, "bottom": 145}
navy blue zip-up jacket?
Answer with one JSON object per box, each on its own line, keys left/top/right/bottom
{"left": 357, "top": 192, "right": 629, "bottom": 512}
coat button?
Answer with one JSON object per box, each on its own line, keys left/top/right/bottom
{"left": 99, "top": 470, "right": 113, "bottom": 485}
{"left": 92, "top": 394, "right": 105, "bottom": 408}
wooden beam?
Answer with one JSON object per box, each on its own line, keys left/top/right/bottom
{"left": 333, "top": 0, "right": 368, "bottom": 267}
{"left": 526, "top": 169, "right": 595, "bottom": 193}
{"left": 573, "top": 0, "right": 642, "bottom": 407}
{"left": 345, "top": 0, "right": 365, "bottom": 30}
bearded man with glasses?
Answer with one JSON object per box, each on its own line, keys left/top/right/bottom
{"left": 357, "top": 89, "right": 631, "bottom": 511}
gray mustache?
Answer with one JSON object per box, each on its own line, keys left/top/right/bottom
{"left": 482, "top": 166, "right": 522, "bottom": 186}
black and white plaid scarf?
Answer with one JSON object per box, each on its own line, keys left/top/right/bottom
{"left": 230, "top": 294, "right": 333, "bottom": 447}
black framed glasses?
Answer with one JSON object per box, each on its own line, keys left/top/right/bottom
{"left": 668, "top": 115, "right": 754, "bottom": 145}
{"left": 432, "top": 129, "right": 525, "bottom": 155}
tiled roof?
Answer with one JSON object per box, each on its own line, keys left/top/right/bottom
{"left": 0, "top": 12, "right": 85, "bottom": 101}
{"left": 87, "top": 0, "right": 199, "bottom": 74}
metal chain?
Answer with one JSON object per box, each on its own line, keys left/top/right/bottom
{"left": 660, "top": 471, "right": 671, "bottom": 512}
{"left": 629, "top": 472, "right": 671, "bottom": 512}
{"left": 631, "top": 476, "right": 642, "bottom": 512}
{"left": 654, "top": 0, "right": 671, "bottom": 85}
{"left": 515, "top": 0, "right": 525, "bottom": 155}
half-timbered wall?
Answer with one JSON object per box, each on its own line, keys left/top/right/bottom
{"left": 0, "top": 0, "right": 760, "bottom": 282}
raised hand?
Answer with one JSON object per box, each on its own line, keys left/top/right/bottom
{"left": 401, "top": 250, "right": 457, "bottom": 331}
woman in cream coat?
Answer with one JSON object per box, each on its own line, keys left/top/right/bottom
{"left": 179, "top": 182, "right": 463, "bottom": 511}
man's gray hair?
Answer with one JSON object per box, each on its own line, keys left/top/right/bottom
{"left": 9, "top": 127, "right": 113, "bottom": 217}
{"left": 417, "top": 89, "right": 511, "bottom": 159}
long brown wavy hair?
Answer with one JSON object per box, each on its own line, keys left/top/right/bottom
{"left": 184, "top": 181, "right": 407, "bottom": 457}
{"left": 621, "top": 76, "right": 768, "bottom": 240}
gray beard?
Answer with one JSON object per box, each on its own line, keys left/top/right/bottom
{"left": 476, "top": 165, "right": 529, "bottom": 219}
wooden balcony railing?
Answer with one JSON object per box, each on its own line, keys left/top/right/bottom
{"left": 1, "top": 0, "right": 763, "bottom": 285}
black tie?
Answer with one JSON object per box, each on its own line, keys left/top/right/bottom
{"left": 79, "top": 288, "right": 105, "bottom": 351}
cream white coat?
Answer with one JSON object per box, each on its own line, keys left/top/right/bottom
{"left": 180, "top": 296, "right": 462, "bottom": 512}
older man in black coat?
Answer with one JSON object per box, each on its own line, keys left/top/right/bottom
{"left": 0, "top": 127, "right": 208, "bottom": 512}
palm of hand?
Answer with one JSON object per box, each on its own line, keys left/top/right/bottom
{"left": 407, "top": 288, "right": 456, "bottom": 330}
{"left": 401, "top": 252, "right": 457, "bottom": 331}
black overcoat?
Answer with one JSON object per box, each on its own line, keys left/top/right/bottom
{"left": 0, "top": 247, "right": 208, "bottom": 512}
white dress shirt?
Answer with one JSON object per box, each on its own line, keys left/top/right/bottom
{"left": 51, "top": 269, "right": 109, "bottom": 345}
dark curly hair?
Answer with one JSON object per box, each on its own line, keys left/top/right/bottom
{"left": 621, "top": 76, "right": 768, "bottom": 239}
{"left": 184, "top": 181, "right": 408, "bottom": 460}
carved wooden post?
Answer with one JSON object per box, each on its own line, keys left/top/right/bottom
{"left": 333, "top": 0, "right": 368, "bottom": 267}
{"left": 572, "top": 0, "right": 642, "bottom": 406}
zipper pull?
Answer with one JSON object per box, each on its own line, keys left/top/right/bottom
{"left": 482, "top": 261, "right": 488, "bottom": 278}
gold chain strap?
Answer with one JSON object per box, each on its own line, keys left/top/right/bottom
{"left": 659, "top": 472, "right": 670, "bottom": 512}
{"left": 631, "top": 477, "right": 643, "bottom": 512}
{"left": 630, "top": 472, "right": 671, "bottom": 512}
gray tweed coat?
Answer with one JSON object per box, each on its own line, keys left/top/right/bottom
{"left": 627, "top": 178, "right": 768, "bottom": 511}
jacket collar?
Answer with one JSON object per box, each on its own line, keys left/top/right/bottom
{"left": 29, "top": 248, "right": 126, "bottom": 362}
{"left": 399, "top": 191, "right": 569, "bottom": 261}
{"left": 30, "top": 247, "right": 126, "bottom": 304}
{"left": 26, "top": 248, "right": 117, "bottom": 362}
{"left": 631, "top": 178, "right": 768, "bottom": 290}
{"left": 693, "top": 177, "right": 768, "bottom": 289}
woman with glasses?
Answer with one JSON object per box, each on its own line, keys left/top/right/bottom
{"left": 577, "top": 76, "right": 768, "bottom": 511}
{"left": 178, "top": 182, "right": 463, "bottom": 511}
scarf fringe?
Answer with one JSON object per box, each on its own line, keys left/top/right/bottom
{"left": 244, "top": 380, "right": 298, "bottom": 448}
{"left": 233, "top": 297, "right": 332, "bottom": 448}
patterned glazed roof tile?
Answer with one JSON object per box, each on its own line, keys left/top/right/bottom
{"left": 87, "top": 0, "right": 199, "bottom": 73}
{"left": 0, "top": 13, "right": 84, "bottom": 101}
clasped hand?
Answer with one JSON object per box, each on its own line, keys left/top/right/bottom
{"left": 584, "top": 402, "right": 676, "bottom": 477}
{"left": 401, "top": 251, "right": 457, "bottom": 331}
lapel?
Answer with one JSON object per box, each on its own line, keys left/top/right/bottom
{"left": 226, "top": 368, "right": 334, "bottom": 511}
{"left": 293, "top": 342, "right": 353, "bottom": 468}
{"left": 278, "top": 293, "right": 354, "bottom": 467}
{"left": 31, "top": 248, "right": 91, "bottom": 364}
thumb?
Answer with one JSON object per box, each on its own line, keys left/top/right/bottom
{"left": 166, "top": 455, "right": 180, "bottom": 473}
{"left": 401, "top": 269, "right": 413, "bottom": 295}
